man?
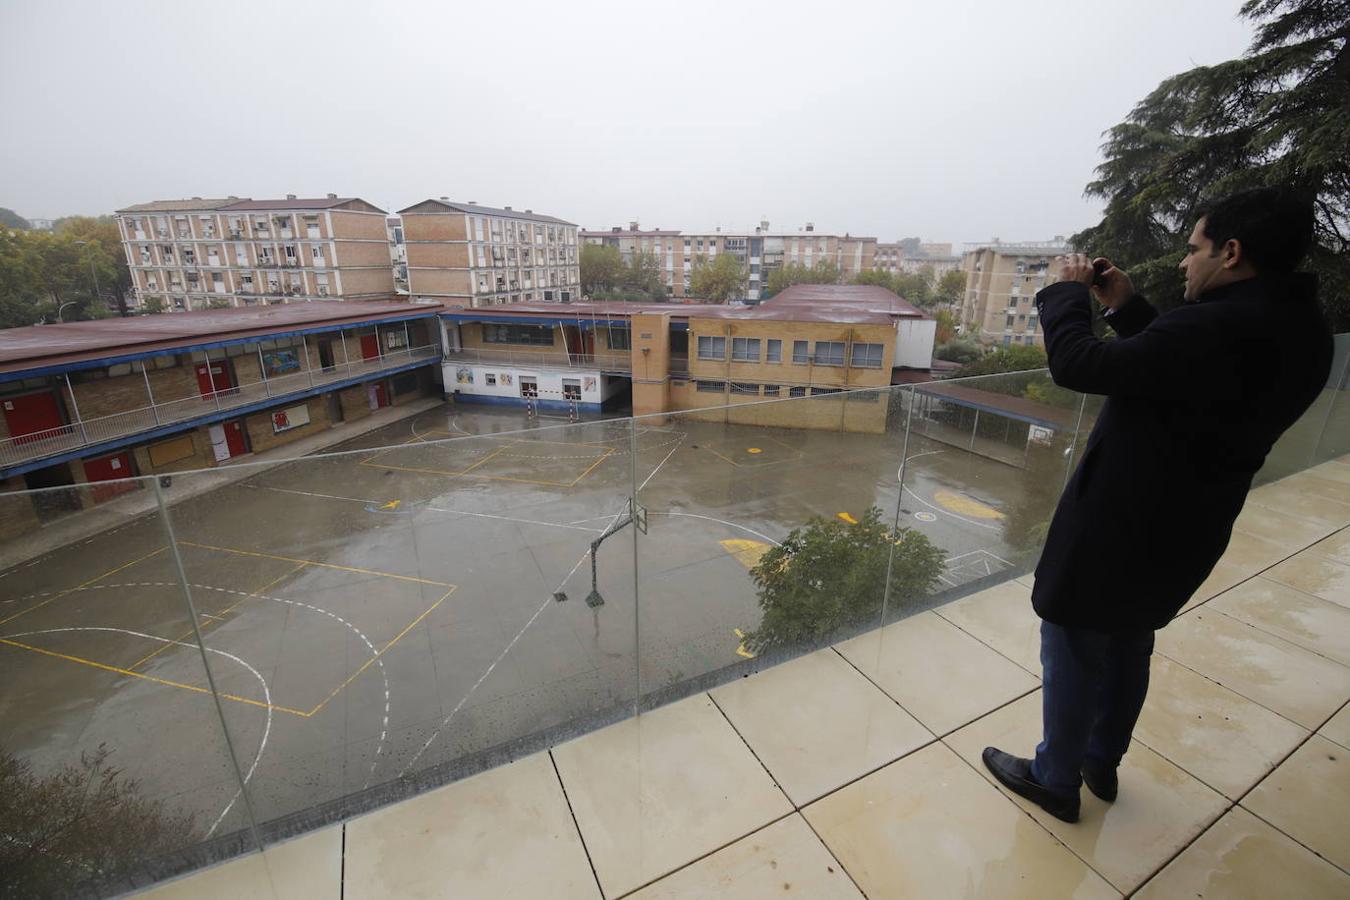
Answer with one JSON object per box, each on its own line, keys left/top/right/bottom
{"left": 982, "top": 187, "right": 1333, "bottom": 823}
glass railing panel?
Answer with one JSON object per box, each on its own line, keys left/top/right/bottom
{"left": 1308, "top": 332, "right": 1350, "bottom": 469}
{"left": 154, "top": 407, "right": 640, "bottom": 844}
{"left": 0, "top": 477, "right": 257, "bottom": 896}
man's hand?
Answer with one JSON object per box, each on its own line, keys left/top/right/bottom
{"left": 1090, "top": 257, "right": 1134, "bottom": 311}
{"left": 1056, "top": 253, "right": 1095, "bottom": 286}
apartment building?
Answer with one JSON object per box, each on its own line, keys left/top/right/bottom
{"left": 401, "top": 199, "right": 580, "bottom": 308}
{"left": 875, "top": 242, "right": 962, "bottom": 278}
{"left": 115, "top": 196, "right": 396, "bottom": 312}
{"left": 581, "top": 222, "right": 877, "bottom": 302}
{"left": 959, "top": 238, "right": 1069, "bottom": 347}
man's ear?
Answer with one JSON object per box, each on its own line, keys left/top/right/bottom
{"left": 1222, "top": 238, "right": 1243, "bottom": 269}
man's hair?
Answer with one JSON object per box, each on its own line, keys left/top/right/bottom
{"left": 1192, "top": 187, "right": 1315, "bottom": 274}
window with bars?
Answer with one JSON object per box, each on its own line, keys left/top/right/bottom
{"left": 788, "top": 386, "right": 807, "bottom": 397}
{"left": 763, "top": 384, "right": 781, "bottom": 397}
{"left": 730, "top": 382, "right": 758, "bottom": 395}
{"left": 696, "top": 380, "right": 726, "bottom": 393}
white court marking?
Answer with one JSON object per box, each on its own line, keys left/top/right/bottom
{"left": 399, "top": 432, "right": 689, "bottom": 777}
{"left": 2, "top": 624, "right": 271, "bottom": 838}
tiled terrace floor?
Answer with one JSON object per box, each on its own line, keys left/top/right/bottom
{"left": 143, "top": 459, "right": 1350, "bottom": 899}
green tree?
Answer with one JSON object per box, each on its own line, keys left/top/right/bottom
{"left": 743, "top": 507, "right": 946, "bottom": 653}
{"left": 764, "top": 260, "right": 840, "bottom": 298}
{"left": 956, "top": 344, "right": 1048, "bottom": 377}
{"left": 934, "top": 336, "right": 984, "bottom": 364}
{"left": 0, "top": 208, "right": 31, "bottom": 230}
{"left": 581, "top": 244, "right": 624, "bottom": 296}
{"left": 689, "top": 252, "right": 745, "bottom": 302}
{"left": 0, "top": 744, "right": 198, "bottom": 897}
{"left": 1073, "top": 0, "right": 1350, "bottom": 326}
{"left": 893, "top": 269, "right": 935, "bottom": 309}
{"left": 851, "top": 268, "right": 898, "bottom": 291}
{"left": 623, "top": 250, "right": 666, "bottom": 300}
{"left": 934, "top": 307, "right": 958, "bottom": 345}
{"left": 142, "top": 296, "right": 166, "bottom": 315}
{"left": 933, "top": 269, "right": 968, "bottom": 307}
{"left": 57, "top": 216, "right": 132, "bottom": 316}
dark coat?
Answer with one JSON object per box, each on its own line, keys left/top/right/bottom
{"left": 1031, "top": 273, "right": 1333, "bottom": 631}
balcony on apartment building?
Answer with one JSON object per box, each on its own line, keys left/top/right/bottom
{"left": 3, "top": 350, "right": 1349, "bottom": 898}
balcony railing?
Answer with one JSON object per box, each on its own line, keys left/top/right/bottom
{"left": 2, "top": 344, "right": 1347, "bottom": 896}
{"left": 0, "top": 344, "right": 441, "bottom": 469}
{"left": 443, "top": 345, "right": 633, "bottom": 373}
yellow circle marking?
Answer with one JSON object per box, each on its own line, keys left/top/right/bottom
{"left": 747, "top": 447, "right": 763, "bottom": 454}
{"left": 933, "top": 489, "right": 1005, "bottom": 520}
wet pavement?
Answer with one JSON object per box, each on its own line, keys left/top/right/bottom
{"left": 0, "top": 397, "right": 1059, "bottom": 853}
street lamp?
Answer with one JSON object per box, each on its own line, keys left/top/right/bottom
{"left": 73, "top": 240, "right": 102, "bottom": 312}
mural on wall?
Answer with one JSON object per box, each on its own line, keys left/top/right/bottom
{"left": 583, "top": 376, "right": 597, "bottom": 392}
{"left": 500, "top": 373, "right": 513, "bottom": 386}
{"left": 456, "top": 367, "right": 474, "bottom": 385}
{"left": 262, "top": 349, "right": 301, "bottom": 377}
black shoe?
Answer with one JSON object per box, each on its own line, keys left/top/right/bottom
{"left": 1081, "top": 763, "right": 1118, "bottom": 802}
{"left": 981, "top": 747, "right": 1080, "bottom": 823}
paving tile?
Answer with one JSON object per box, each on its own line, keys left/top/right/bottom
{"left": 709, "top": 648, "right": 933, "bottom": 806}
{"left": 945, "top": 693, "right": 1228, "bottom": 894}
{"left": 1245, "top": 480, "right": 1350, "bottom": 528}
{"left": 141, "top": 826, "right": 341, "bottom": 900}
{"left": 1179, "top": 530, "right": 1294, "bottom": 613}
{"left": 1265, "top": 552, "right": 1350, "bottom": 609}
{"left": 1210, "top": 576, "right": 1350, "bottom": 666}
{"left": 1306, "top": 526, "right": 1350, "bottom": 566}
{"left": 1132, "top": 656, "right": 1308, "bottom": 799}
{"left": 1304, "top": 461, "right": 1350, "bottom": 486}
{"left": 934, "top": 580, "right": 1041, "bottom": 674}
{"left": 627, "top": 814, "right": 862, "bottom": 900}
{"left": 1280, "top": 472, "right": 1350, "bottom": 506}
{"left": 1320, "top": 702, "right": 1350, "bottom": 749}
{"left": 1243, "top": 735, "right": 1350, "bottom": 873}
{"left": 551, "top": 693, "right": 792, "bottom": 898}
{"left": 803, "top": 742, "right": 1118, "bottom": 900}
{"left": 1233, "top": 502, "right": 1338, "bottom": 551}
{"left": 1014, "top": 572, "right": 1035, "bottom": 590}
{"left": 1155, "top": 609, "right": 1350, "bottom": 729}
{"left": 343, "top": 751, "right": 598, "bottom": 900}
{"left": 1133, "top": 806, "right": 1350, "bottom": 900}
{"left": 836, "top": 611, "right": 1039, "bottom": 736}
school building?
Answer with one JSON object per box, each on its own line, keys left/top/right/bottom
{"left": 438, "top": 284, "right": 935, "bottom": 430}
{"left": 0, "top": 301, "right": 443, "bottom": 539}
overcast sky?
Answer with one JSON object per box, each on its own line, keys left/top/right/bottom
{"left": 1, "top": 0, "right": 1254, "bottom": 245}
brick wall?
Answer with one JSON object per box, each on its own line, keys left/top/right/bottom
{"left": 242, "top": 395, "right": 333, "bottom": 454}
{"left": 0, "top": 475, "right": 41, "bottom": 542}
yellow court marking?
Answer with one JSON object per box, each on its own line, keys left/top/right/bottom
{"left": 127, "top": 561, "right": 309, "bottom": 671}
{"left": 0, "top": 637, "right": 312, "bottom": 717}
{"left": 568, "top": 448, "right": 616, "bottom": 487}
{"left": 359, "top": 433, "right": 616, "bottom": 486}
{"left": 0, "top": 546, "right": 168, "bottom": 628}
{"left": 747, "top": 447, "right": 762, "bottom": 454}
{"left": 378, "top": 499, "right": 402, "bottom": 510}
{"left": 307, "top": 585, "right": 456, "bottom": 716}
{"left": 455, "top": 444, "right": 513, "bottom": 475}
{"left": 734, "top": 628, "right": 756, "bottom": 659}
{"left": 933, "top": 489, "right": 1006, "bottom": 520}
{"left": 837, "top": 512, "right": 860, "bottom": 525}
{"left": 176, "top": 542, "right": 452, "bottom": 587}
{"left": 720, "top": 539, "right": 771, "bottom": 570}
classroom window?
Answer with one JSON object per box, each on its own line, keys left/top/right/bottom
{"left": 763, "top": 384, "right": 781, "bottom": 397}
{"left": 731, "top": 337, "right": 760, "bottom": 361}
{"left": 765, "top": 339, "right": 782, "bottom": 363}
{"left": 697, "top": 335, "right": 726, "bottom": 359}
{"left": 813, "top": 341, "right": 846, "bottom": 366}
{"left": 851, "top": 342, "right": 885, "bottom": 368}
{"left": 792, "top": 340, "right": 809, "bottom": 364}
{"left": 811, "top": 386, "right": 841, "bottom": 395}
{"left": 730, "top": 382, "right": 759, "bottom": 395}
{"left": 485, "top": 374, "right": 497, "bottom": 386}
{"left": 607, "top": 328, "right": 631, "bottom": 350}
{"left": 482, "top": 323, "right": 554, "bottom": 346}
{"left": 696, "top": 380, "right": 726, "bottom": 393}
{"left": 788, "top": 386, "right": 807, "bottom": 397}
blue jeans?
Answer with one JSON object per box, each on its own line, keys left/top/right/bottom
{"left": 1030, "top": 620, "right": 1155, "bottom": 797}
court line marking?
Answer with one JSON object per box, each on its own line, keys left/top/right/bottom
{"left": 1, "top": 624, "right": 273, "bottom": 838}
{"left": 648, "top": 511, "right": 783, "bottom": 547}
{"left": 176, "top": 542, "right": 452, "bottom": 587}
{"left": 568, "top": 447, "right": 616, "bottom": 486}
{"left": 398, "top": 432, "right": 689, "bottom": 777}
{"left": 127, "top": 562, "right": 308, "bottom": 671}
{"left": 901, "top": 485, "right": 1001, "bottom": 532}
{"left": 307, "top": 585, "right": 455, "bottom": 717}
{"left": 0, "top": 546, "right": 169, "bottom": 628}
{"left": 248, "top": 484, "right": 606, "bottom": 533}
{"left": 0, "top": 635, "right": 309, "bottom": 715}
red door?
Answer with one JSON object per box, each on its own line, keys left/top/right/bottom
{"left": 195, "top": 361, "right": 235, "bottom": 399}
{"left": 224, "top": 420, "right": 248, "bottom": 457}
{"left": 83, "top": 452, "right": 139, "bottom": 503}
{"left": 373, "top": 383, "right": 389, "bottom": 408}
{"left": 2, "top": 392, "right": 67, "bottom": 445}
{"left": 360, "top": 334, "right": 380, "bottom": 360}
